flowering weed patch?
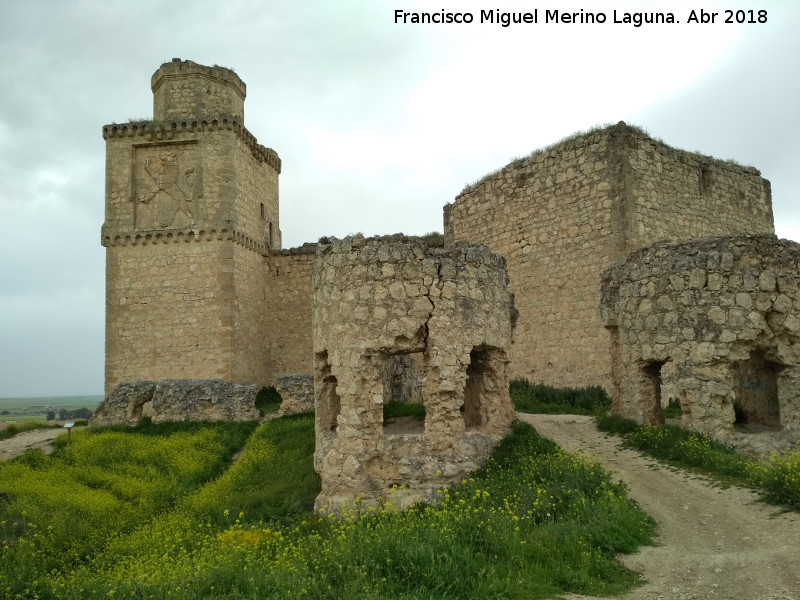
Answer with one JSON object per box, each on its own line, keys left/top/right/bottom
{"left": 0, "top": 420, "right": 256, "bottom": 597}
{"left": 2, "top": 416, "right": 654, "bottom": 600}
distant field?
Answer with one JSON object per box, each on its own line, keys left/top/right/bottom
{"left": 0, "top": 395, "right": 103, "bottom": 423}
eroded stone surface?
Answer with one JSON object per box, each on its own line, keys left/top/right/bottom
{"left": 601, "top": 234, "right": 800, "bottom": 439}
{"left": 91, "top": 380, "right": 156, "bottom": 426}
{"left": 312, "top": 235, "right": 516, "bottom": 512}
{"left": 92, "top": 379, "right": 259, "bottom": 426}
{"left": 275, "top": 373, "right": 315, "bottom": 415}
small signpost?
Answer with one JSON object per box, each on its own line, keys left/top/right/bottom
{"left": 63, "top": 422, "right": 75, "bottom": 446}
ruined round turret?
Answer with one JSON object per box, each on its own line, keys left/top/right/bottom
{"left": 311, "top": 235, "right": 516, "bottom": 513}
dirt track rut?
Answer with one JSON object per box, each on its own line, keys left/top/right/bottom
{"left": 518, "top": 413, "right": 800, "bottom": 600}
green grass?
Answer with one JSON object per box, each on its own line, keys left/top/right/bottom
{"left": 255, "top": 386, "right": 282, "bottom": 416}
{"left": 511, "top": 379, "right": 611, "bottom": 415}
{"left": 0, "top": 415, "right": 654, "bottom": 599}
{"left": 383, "top": 400, "right": 426, "bottom": 423}
{"left": 595, "top": 413, "right": 800, "bottom": 510}
{"left": 663, "top": 398, "right": 682, "bottom": 419}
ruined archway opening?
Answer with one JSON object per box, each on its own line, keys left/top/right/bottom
{"left": 732, "top": 349, "right": 782, "bottom": 430}
{"left": 131, "top": 399, "right": 154, "bottom": 425}
{"left": 464, "top": 346, "right": 499, "bottom": 430}
{"left": 642, "top": 360, "right": 667, "bottom": 425}
{"left": 382, "top": 352, "right": 426, "bottom": 435}
{"left": 316, "top": 351, "right": 341, "bottom": 432}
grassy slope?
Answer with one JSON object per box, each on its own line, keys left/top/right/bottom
{"left": 1, "top": 410, "right": 654, "bottom": 600}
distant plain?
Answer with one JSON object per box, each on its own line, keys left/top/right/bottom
{"left": 0, "top": 396, "right": 102, "bottom": 423}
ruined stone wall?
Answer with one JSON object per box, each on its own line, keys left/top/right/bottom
{"left": 264, "top": 247, "right": 316, "bottom": 381}
{"left": 600, "top": 234, "right": 800, "bottom": 439}
{"left": 152, "top": 59, "right": 246, "bottom": 122}
{"left": 623, "top": 127, "right": 773, "bottom": 246}
{"left": 445, "top": 122, "right": 775, "bottom": 390}
{"left": 104, "top": 239, "right": 235, "bottom": 393}
{"left": 445, "top": 129, "right": 619, "bottom": 388}
{"left": 93, "top": 379, "right": 259, "bottom": 426}
{"left": 312, "top": 236, "right": 516, "bottom": 511}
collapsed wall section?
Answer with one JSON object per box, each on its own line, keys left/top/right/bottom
{"left": 312, "top": 235, "right": 516, "bottom": 512}
{"left": 600, "top": 234, "right": 800, "bottom": 439}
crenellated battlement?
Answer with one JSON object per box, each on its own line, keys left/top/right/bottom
{"left": 151, "top": 58, "right": 246, "bottom": 122}
{"left": 102, "top": 118, "right": 281, "bottom": 173}
{"left": 101, "top": 227, "right": 271, "bottom": 256}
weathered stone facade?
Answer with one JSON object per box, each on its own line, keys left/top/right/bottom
{"left": 92, "top": 379, "right": 259, "bottom": 426}
{"left": 312, "top": 236, "right": 516, "bottom": 511}
{"left": 102, "top": 59, "right": 317, "bottom": 395}
{"left": 102, "top": 62, "right": 783, "bottom": 453}
{"left": 444, "top": 123, "right": 774, "bottom": 390}
{"left": 600, "top": 234, "right": 800, "bottom": 439}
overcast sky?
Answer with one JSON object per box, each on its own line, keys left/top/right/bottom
{"left": 1, "top": 0, "right": 797, "bottom": 398}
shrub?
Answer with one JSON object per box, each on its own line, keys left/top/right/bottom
{"left": 595, "top": 413, "right": 640, "bottom": 436}
{"left": 510, "top": 379, "right": 611, "bottom": 415}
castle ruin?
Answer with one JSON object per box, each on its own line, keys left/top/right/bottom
{"left": 101, "top": 60, "right": 791, "bottom": 451}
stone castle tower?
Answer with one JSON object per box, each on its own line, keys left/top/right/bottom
{"left": 444, "top": 123, "right": 775, "bottom": 389}
{"left": 101, "top": 59, "right": 284, "bottom": 393}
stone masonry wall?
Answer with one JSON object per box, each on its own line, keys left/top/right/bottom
{"left": 264, "top": 247, "right": 316, "bottom": 381}
{"left": 623, "top": 126, "right": 773, "bottom": 246}
{"left": 105, "top": 239, "right": 235, "bottom": 394}
{"left": 600, "top": 234, "right": 800, "bottom": 439}
{"left": 152, "top": 59, "right": 246, "bottom": 123}
{"left": 445, "top": 122, "right": 774, "bottom": 390}
{"left": 93, "top": 379, "right": 259, "bottom": 426}
{"left": 312, "top": 236, "right": 516, "bottom": 512}
{"left": 445, "top": 128, "right": 621, "bottom": 388}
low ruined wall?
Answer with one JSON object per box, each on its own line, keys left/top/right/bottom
{"left": 92, "top": 379, "right": 259, "bottom": 426}
{"left": 274, "top": 373, "right": 315, "bottom": 415}
{"left": 312, "top": 235, "right": 516, "bottom": 512}
{"left": 600, "top": 234, "right": 800, "bottom": 438}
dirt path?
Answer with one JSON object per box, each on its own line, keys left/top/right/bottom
{"left": 518, "top": 414, "right": 800, "bottom": 600}
{"left": 0, "top": 428, "right": 63, "bottom": 461}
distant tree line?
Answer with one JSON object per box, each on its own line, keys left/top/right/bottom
{"left": 46, "top": 408, "right": 93, "bottom": 422}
